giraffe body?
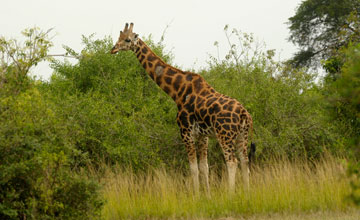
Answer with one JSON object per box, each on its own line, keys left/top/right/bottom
{"left": 111, "top": 23, "right": 253, "bottom": 193}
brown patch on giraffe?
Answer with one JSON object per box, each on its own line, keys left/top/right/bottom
{"left": 149, "top": 72, "right": 155, "bottom": 80}
{"left": 204, "top": 115, "right": 211, "bottom": 126}
{"left": 164, "top": 76, "right": 172, "bottom": 85}
{"left": 184, "top": 96, "right": 195, "bottom": 113}
{"left": 200, "top": 90, "right": 210, "bottom": 97}
{"left": 219, "top": 97, "right": 228, "bottom": 105}
{"left": 183, "top": 86, "right": 193, "bottom": 98}
{"left": 232, "top": 113, "right": 239, "bottom": 123}
{"left": 196, "top": 96, "right": 204, "bottom": 107}
{"left": 173, "top": 74, "right": 183, "bottom": 91}
{"left": 156, "top": 75, "right": 163, "bottom": 86}
{"left": 166, "top": 68, "right": 177, "bottom": 76}
{"left": 177, "top": 85, "right": 186, "bottom": 98}
{"left": 163, "top": 86, "right": 171, "bottom": 94}
{"left": 178, "top": 111, "right": 189, "bottom": 127}
{"left": 139, "top": 55, "right": 146, "bottom": 63}
{"left": 194, "top": 77, "right": 203, "bottom": 93}
{"left": 212, "top": 103, "right": 221, "bottom": 113}
{"left": 186, "top": 74, "right": 193, "bottom": 81}
{"left": 147, "top": 54, "right": 157, "bottom": 62}
{"left": 206, "top": 97, "right": 218, "bottom": 107}
{"left": 206, "top": 94, "right": 214, "bottom": 99}
{"left": 141, "top": 47, "right": 148, "bottom": 54}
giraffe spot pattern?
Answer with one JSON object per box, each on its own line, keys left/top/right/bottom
{"left": 126, "top": 38, "right": 253, "bottom": 188}
{"left": 173, "top": 75, "right": 183, "bottom": 91}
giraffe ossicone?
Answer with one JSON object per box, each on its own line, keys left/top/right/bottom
{"left": 111, "top": 22, "right": 255, "bottom": 193}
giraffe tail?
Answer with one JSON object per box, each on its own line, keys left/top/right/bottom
{"left": 248, "top": 142, "right": 256, "bottom": 167}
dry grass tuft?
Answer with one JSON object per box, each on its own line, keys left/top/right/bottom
{"left": 100, "top": 157, "right": 353, "bottom": 219}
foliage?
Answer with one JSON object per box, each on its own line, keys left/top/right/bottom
{"left": 287, "top": 0, "right": 360, "bottom": 68}
{"left": 49, "top": 34, "right": 183, "bottom": 170}
{"left": 326, "top": 43, "right": 360, "bottom": 205}
{"left": 203, "top": 26, "right": 342, "bottom": 164}
{"left": 0, "top": 27, "right": 53, "bottom": 92}
{"left": 0, "top": 86, "right": 104, "bottom": 220}
{"left": 287, "top": 0, "right": 360, "bottom": 203}
{"left": 0, "top": 29, "right": 103, "bottom": 220}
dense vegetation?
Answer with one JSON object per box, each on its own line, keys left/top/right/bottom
{"left": 1, "top": 1, "right": 359, "bottom": 218}
{"left": 287, "top": 0, "right": 360, "bottom": 68}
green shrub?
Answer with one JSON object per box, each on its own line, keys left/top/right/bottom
{"left": 327, "top": 43, "right": 360, "bottom": 206}
{"left": 203, "top": 27, "right": 342, "bottom": 164}
{"left": 0, "top": 28, "right": 103, "bottom": 219}
{"left": 0, "top": 86, "right": 103, "bottom": 219}
{"left": 49, "top": 35, "right": 181, "bottom": 170}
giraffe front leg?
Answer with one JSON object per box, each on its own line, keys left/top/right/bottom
{"left": 187, "top": 141, "right": 199, "bottom": 194}
{"left": 198, "top": 136, "right": 210, "bottom": 196}
{"left": 180, "top": 129, "right": 199, "bottom": 194}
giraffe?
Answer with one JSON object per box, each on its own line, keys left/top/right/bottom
{"left": 111, "top": 23, "right": 254, "bottom": 193}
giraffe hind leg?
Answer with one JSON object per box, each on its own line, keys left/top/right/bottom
{"left": 236, "top": 133, "right": 250, "bottom": 190}
{"left": 217, "top": 136, "right": 238, "bottom": 193}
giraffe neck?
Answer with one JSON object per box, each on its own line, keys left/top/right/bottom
{"left": 133, "top": 39, "right": 190, "bottom": 102}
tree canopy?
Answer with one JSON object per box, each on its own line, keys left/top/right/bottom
{"left": 287, "top": 0, "right": 360, "bottom": 68}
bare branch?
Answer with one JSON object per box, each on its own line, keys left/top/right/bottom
{"left": 47, "top": 54, "right": 79, "bottom": 59}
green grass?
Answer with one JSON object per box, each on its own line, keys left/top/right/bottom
{"left": 100, "top": 157, "right": 355, "bottom": 219}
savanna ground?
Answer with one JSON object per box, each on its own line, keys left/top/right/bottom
{"left": 100, "top": 157, "right": 359, "bottom": 219}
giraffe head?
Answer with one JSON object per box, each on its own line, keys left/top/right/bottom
{"left": 111, "top": 23, "right": 139, "bottom": 54}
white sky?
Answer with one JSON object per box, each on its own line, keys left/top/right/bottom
{"left": 1, "top": 0, "right": 302, "bottom": 80}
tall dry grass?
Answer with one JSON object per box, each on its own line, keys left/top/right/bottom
{"left": 100, "top": 156, "right": 351, "bottom": 219}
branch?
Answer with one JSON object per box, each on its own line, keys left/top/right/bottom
{"left": 47, "top": 54, "right": 79, "bottom": 59}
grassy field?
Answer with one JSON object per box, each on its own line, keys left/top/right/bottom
{"left": 100, "top": 157, "right": 358, "bottom": 219}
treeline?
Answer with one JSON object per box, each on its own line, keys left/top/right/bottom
{"left": 0, "top": 0, "right": 359, "bottom": 219}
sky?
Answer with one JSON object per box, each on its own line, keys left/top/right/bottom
{"left": 1, "top": 0, "right": 302, "bottom": 80}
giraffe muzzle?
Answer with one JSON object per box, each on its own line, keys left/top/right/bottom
{"left": 110, "top": 46, "right": 118, "bottom": 54}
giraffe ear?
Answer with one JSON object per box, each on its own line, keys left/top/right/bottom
{"left": 134, "top": 34, "right": 139, "bottom": 39}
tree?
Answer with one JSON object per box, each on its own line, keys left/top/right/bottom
{"left": 329, "top": 43, "right": 360, "bottom": 206}
{"left": 0, "top": 27, "right": 53, "bottom": 91}
{"left": 287, "top": 0, "right": 360, "bottom": 68}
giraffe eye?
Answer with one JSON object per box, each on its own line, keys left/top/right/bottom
{"left": 125, "top": 39, "right": 131, "bottom": 43}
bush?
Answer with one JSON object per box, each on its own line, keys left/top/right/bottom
{"left": 203, "top": 27, "right": 342, "bottom": 164}
{"left": 327, "top": 43, "right": 360, "bottom": 206}
{"left": 49, "top": 35, "right": 182, "bottom": 170}
{"left": 0, "top": 86, "right": 103, "bottom": 219}
{"left": 0, "top": 29, "right": 103, "bottom": 219}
